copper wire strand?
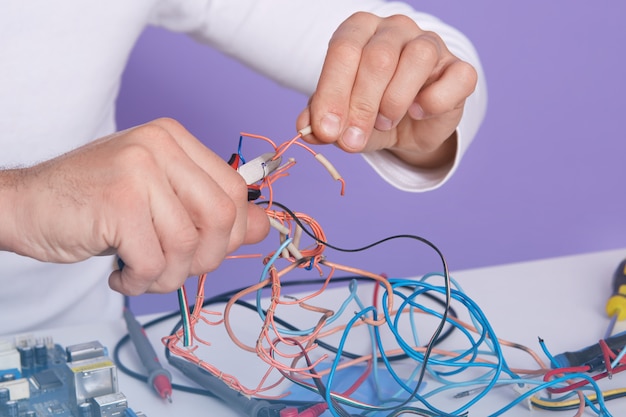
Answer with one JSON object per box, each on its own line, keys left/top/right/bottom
{"left": 162, "top": 130, "right": 557, "bottom": 405}
{"left": 240, "top": 131, "right": 278, "bottom": 149}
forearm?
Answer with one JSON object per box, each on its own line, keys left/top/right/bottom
{"left": 0, "top": 168, "right": 25, "bottom": 254}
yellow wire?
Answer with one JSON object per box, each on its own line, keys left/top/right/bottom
{"left": 530, "top": 388, "right": 626, "bottom": 410}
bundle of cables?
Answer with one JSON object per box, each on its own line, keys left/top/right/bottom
{"left": 114, "top": 131, "right": 620, "bottom": 417}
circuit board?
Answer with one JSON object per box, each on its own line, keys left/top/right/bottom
{"left": 0, "top": 336, "right": 145, "bottom": 417}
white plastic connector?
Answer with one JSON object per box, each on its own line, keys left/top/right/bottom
{"left": 0, "top": 378, "right": 30, "bottom": 400}
{"left": 0, "top": 339, "right": 20, "bottom": 373}
{"left": 511, "top": 383, "right": 533, "bottom": 411}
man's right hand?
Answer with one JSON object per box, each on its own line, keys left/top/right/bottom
{"left": 0, "top": 118, "right": 270, "bottom": 295}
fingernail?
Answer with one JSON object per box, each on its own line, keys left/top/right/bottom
{"left": 409, "top": 103, "right": 425, "bottom": 120}
{"left": 342, "top": 126, "right": 365, "bottom": 150}
{"left": 375, "top": 114, "right": 393, "bottom": 131}
{"left": 320, "top": 113, "right": 341, "bottom": 138}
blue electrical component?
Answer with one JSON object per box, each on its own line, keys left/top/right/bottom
{"left": 0, "top": 336, "right": 147, "bottom": 417}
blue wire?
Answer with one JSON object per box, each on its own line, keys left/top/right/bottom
{"left": 324, "top": 306, "right": 377, "bottom": 417}
{"left": 385, "top": 278, "right": 514, "bottom": 376}
{"left": 377, "top": 277, "right": 521, "bottom": 414}
{"left": 538, "top": 337, "right": 560, "bottom": 368}
{"left": 372, "top": 308, "right": 458, "bottom": 417}
{"left": 237, "top": 135, "right": 246, "bottom": 164}
{"left": 388, "top": 284, "right": 481, "bottom": 370}
{"left": 537, "top": 337, "right": 602, "bottom": 414}
{"left": 348, "top": 280, "right": 387, "bottom": 403}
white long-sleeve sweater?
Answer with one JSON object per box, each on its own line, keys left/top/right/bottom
{"left": 0, "top": 0, "right": 486, "bottom": 335}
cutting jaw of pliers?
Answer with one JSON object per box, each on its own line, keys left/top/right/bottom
{"left": 236, "top": 152, "right": 282, "bottom": 185}
{"left": 228, "top": 152, "right": 282, "bottom": 201}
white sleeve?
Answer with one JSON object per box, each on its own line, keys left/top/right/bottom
{"left": 148, "top": 0, "right": 487, "bottom": 192}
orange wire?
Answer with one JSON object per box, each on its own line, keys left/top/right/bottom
{"left": 163, "top": 130, "right": 550, "bottom": 402}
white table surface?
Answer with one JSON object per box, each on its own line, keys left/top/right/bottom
{"left": 29, "top": 248, "right": 626, "bottom": 416}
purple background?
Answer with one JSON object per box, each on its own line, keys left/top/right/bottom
{"left": 117, "top": 1, "right": 626, "bottom": 315}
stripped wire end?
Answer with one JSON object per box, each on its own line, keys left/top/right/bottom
{"left": 453, "top": 389, "right": 474, "bottom": 399}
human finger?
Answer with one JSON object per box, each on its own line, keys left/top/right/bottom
{"left": 149, "top": 119, "right": 256, "bottom": 252}
{"left": 411, "top": 58, "right": 478, "bottom": 120}
{"left": 303, "top": 12, "right": 377, "bottom": 147}
{"left": 105, "top": 120, "right": 252, "bottom": 294}
{"left": 373, "top": 31, "right": 446, "bottom": 133}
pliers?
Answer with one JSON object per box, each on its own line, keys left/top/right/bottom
{"left": 228, "top": 152, "right": 282, "bottom": 201}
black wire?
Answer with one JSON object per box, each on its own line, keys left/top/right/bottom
{"left": 259, "top": 200, "right": 454, "bottom": 412}
{"left": 256, "top": 201, "right": 452, "bottom": 384}
{"left": 114, "top": 276, "right": 457, "bottom": 406}
{"left": 115, "top": 200, "right": 456, "bottom": 415}
{"left": 162, "top": 276, "right": 457, "bottom": 360}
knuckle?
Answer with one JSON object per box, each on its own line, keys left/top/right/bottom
{"left": 149, "top": 117, "right": 184, "bottom": 132}
{"left": 409, "top": 33, "right": 442, "bottom": 66}
{"left": 380, "top": 94, "right": 406, "bottom": 119}
{"left": 115, "top": 142, "right": 157, "bottom": 169}
{"left": 344, "top": 11, "right": 376, "bottom": 26}
{"left": 225, "top": 174, "right": 249, "bottom": 202}
{"left": 328, "top": 36, "right": 362, "bottom": 63}
{"left": 456, "top": 60, "right": 479, "bottom": 92}
{"left": 351, "top": 99, "right": 379, "bottom": 122}
{"left": 175, "top": 226, "right": 201, "bottom": 255}
{"left": 365, "top": 44, "right": 397, "bottom": 75}
{"left": 131, "top": 122, "right": 173, "bottom": 147}
{"left": 385, "top": 14, "right": 417, "bottom": 29}
{"left": 414, "top": 43, "right": 439, "bottom": 67}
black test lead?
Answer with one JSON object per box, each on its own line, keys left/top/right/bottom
{"left": 123, "top": 307, "right": 173, "bottom": 402}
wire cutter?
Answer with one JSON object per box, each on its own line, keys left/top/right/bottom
{"left": 230, "top": 152, "right": 282, "bottom": 201}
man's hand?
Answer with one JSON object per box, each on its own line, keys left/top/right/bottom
{"left": 297, "top": 12, "right": 478, "bottom": 169}
{"left": 0, "top": 118, "right": 269, "bottom": 295}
